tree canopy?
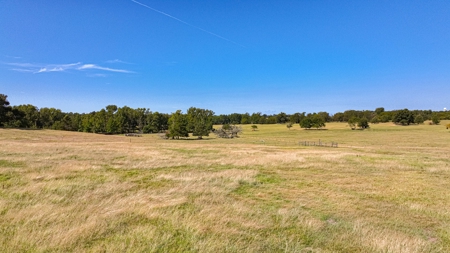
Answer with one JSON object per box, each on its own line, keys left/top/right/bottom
{"left": 392, "top": 109, "right": 414, "bottom": 125}
{"left": 187, "top": 107, "right": 214, "bottom": 139}
{"left": 2, "top": 94, "right": 450, "bottom": 135}
{"left": 168, "top": 110, "right": 189, "bottom": 139}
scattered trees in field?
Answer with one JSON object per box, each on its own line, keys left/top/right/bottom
{"left": 2, "top": 94, "right": 450, "bottom": 136}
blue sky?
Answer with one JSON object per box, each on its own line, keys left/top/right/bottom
{"left": 1, "top": 0, "right": 449, "bottom": 114}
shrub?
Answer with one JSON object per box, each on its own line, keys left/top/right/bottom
{"left": 214, "top": 125, "right": 242, "bottom": 138}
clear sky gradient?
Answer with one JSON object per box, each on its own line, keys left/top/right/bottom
{"left": 1, "top": 0, "right": 449, "bottom": 114}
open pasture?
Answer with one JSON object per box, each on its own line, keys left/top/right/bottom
{"left": 0, "top": 122, "right": 449, "bottom": 252}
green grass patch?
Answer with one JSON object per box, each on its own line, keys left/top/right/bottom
{"left": 0, "top": 159, "right": 25, "bottom": 168}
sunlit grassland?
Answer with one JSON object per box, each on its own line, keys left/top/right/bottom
{"left": 0, "top": 121, "right": 449, "bottom": 252}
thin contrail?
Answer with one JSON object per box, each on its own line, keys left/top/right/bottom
{"left": 131, "top": 0, "right": 244, "bottom": 47}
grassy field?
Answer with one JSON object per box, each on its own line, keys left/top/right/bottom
{"left": 1, "top": 121, "right": 449, "bottom": 252}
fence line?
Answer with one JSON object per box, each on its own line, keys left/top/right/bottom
{"left": 299, "top": 139, "right": 338, "bottom": 148}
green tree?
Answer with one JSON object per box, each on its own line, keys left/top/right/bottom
{"left": 290, "top": 112, "right": 305, "bottom": 124}
{"left": 0, "top": 94, "right": 11, "bottom": 126}
{"left": 414, "top": 114, "right": 424, "bottom": 124}
{"left": 299, "top": 117, "right": 312, "bottom": 129}
{"left": 370, "top": 116, "right": 380, "bottom": 124}
{"left": 300, "top": 117, "right": 312, "bottom": 129}
{"left": 105, "top": 105, "right": 119, "bottom": 134}
{"left": 106, "top": 105, "right": 118, "bottom": 114}
{"left": 286, "top": 122, "right": 293, "bottom": 130}
{"left": 431, "top": 114, "right": 440, "bottom": 125}
{"left": 375, "top": 107, "right": 385, "bottom": 115}
{"left": 187, "top": 107, "right": 214, "bottom": 139}
{"left": 311, "top": 114, "right": 326, "bottom": 129}
{"left": 332, "top": 112, "right": 344, "bottom": 122}
{"left": 357, "top": 117, "right": 369, "bottom": 129}
{"left": 106, "top": 116, "right": 120, "bottom": 134}
{"left": 251, "top": 125, "right": 258, "bottom": 131}
{"left": 348, "top": 116, "right": 358, "bottom": 130}
{"left": 134, "top": 108, "right": 150, "bottom": 133}
{"left": 229, "top": 113, "right": 242, "bottom": 124}
{"left": 392, "top": 109, "right": 414, "bottom": 125}
{"left": 15, "top": 104, "right": 39, "bottom": 128}
{"left": 317, "top": 112, "right": 331, "bottom": 122}
{"left": 168, "top": 110, "right": 189, "bottom": 139}
{"left": 39, "top": 108, "right": 64, "bottom": 128}
{"left": 276, "top": 112, "right": 288, "bottom": 123}
{"left": 240, "top": 113, "right": 250, "bottom": 124}
{"left": 250, "top": 113, "right": 262, "bottom": 124}
{"left": 91, "top": 109, "right": 107, "bottom": 133}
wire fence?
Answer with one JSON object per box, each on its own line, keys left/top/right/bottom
{"left": 299, "top": 139, "right": 338, "bottom": 148}
{"left": 253, "top": 139, "right": 338, "bottom": 148}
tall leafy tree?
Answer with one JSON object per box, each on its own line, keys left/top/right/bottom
{"left": 15, "top": 104, "right": 39, "bottom": 128}
{"left": 348, "top": 116, "right": 359, "bottom": 130}
{"left": 276, "top": 112, "right": 288, "bottom": 123}
{"left": 0, "top": 94, "right": 11, "bottom": 126}
{"left": 392, "top": 109, "right": 414, "bottom": 125}
{"left": 229, "top": 113, "right": 242, "bottom": 124}
{"left": 187, "top": 107, "right": 214, "bottom": 139}
{"left": 39, "top": 108, "right": 64, "bottom": 128}
{"left": 250, "top": 112, "right": 262, "bottom": 124}
{"left": 300, "top": 117, "right": 313, "bottom": 129}
{"left": 286, "top": 122, "right": 293, "bottom": 130}
{"left": 168, "top": 110, "right": 188, "bottom": 139}
{"left": 431, "top": 114, "right": 440, "bottom": 125}
{"left": 414, "top": 114, "right": 424, "bottom": 124}
{"left": 357, "top": 117, "right": 369, "bottom": 129}
{"left": 290, "top": 112, "right": 305, "bottom": 124}
{"left": 375, "top": 107, "right": 385, "bottom": 115}
{"left": 311, "top": 114, "right": 326, "bottom": 129}
{"left": 240, "top": 113, "right": 250, "bottom": 124}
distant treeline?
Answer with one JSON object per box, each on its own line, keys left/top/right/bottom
{"left": 1, "top": 93, "right": 449, "bottom": 134}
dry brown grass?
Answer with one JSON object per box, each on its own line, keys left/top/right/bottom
{"left": 0, "top": 122, "right": 449, "bottom": 252}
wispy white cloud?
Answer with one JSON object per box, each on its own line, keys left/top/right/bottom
{"left": 35, "top": 63, "right": 81, "bottom": 73}
{"left": 5, "top": 55, "right": 22, "bottom": 59}
{"left": 3, "top": 61, "right": 134, "bottom": 74}
{"left": 78, "top": 64, "right": 134, "bottom": 73}
{"left": 87, "top": 73, "right": 108, "bottom": 78}
{"left": 36, "top": 67, "right": 64, "bottom": 73}
{"left": 7, "top": 62, "right": 39, "bottom": 68}
{"left": 106, "top": 59, "right": 132, "bottom": 64}
{"left": 10, "top": 68, "right": 34, "bottom": 73}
